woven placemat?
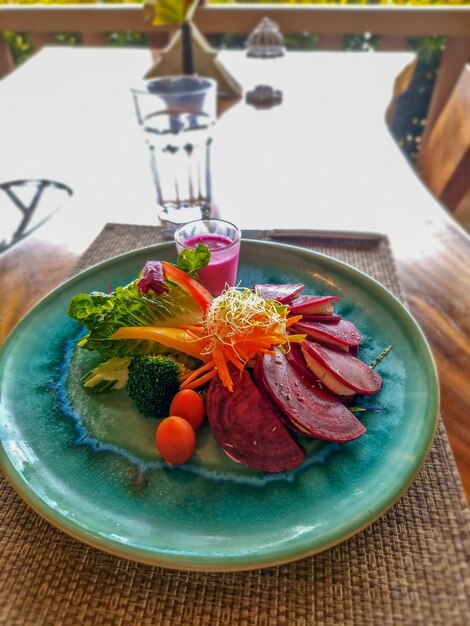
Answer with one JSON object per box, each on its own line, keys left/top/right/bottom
{"left": 1, "top": 223, "right": 469, "bottom": 626}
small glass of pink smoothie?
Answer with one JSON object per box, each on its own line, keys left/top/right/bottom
{"left": 174, "top": 219, "right": 241, "bottom": 295}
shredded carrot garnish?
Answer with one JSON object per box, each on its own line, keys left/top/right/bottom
{"left": 286, "top": 315, "right": 303, "bottom": 327}
{"left": 239, "top": 335, "right": 280, "bottom": 346}
{"left": 183, "top": 329, "right": 201, "bottom": 342}
{"left": 182, "top": 369, "right": 217, "bottom": 390}
{"left": 222, "top": 346, "right": 245, "bottom": 371}
{"left": 191, "top": 287, "right": 296, "bottom": 390}
{"left": 212, "top": 348, "right": 233, "bottom": 392}
{"left": 180, "top": 360, "right": 215, "bottom": 385}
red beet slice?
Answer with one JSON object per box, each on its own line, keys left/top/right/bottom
{"left": 206, "top": 368, "right": 305, "bottom": 473}
{"left": 259, "top": 349, "right": 366, "bottom": 442}
{"left": 302, "top": 341, "right": 382, "bottom": 396}
{"left": 284, "top": 343, "right": 356, "bottom": 402}
{"left": 253, "top": 283, "right": 304, "bottom": 303}
{"left": 288, "top": 295, "right": 340, "bottom": 315}
{"left": 253, "top": 357, "right": 306, "bottom": 436}
{"left": 296, "top": 314, "right": 342, "bottom": 323}
{"left": 284, "top": 343, "right": 320, "bottom": 387}
{"left": 293, "top": 319, "right": 362, "bottom": 351}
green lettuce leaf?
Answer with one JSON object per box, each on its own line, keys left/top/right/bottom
{"left": 176, "top": 244, "right": 210, "bottom": 277}
{"left": 68, "top": 279, "right": 203, "bottom": 358}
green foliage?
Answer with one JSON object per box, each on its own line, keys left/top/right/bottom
{"left": 390, "top": 37, "right": 445, "bottom": 162}
{"left": 284, "top": 33, "right": 318, "bottom": 51}
{"left": 68, "top": 279, "right": 203, "bottom": 358}
{"left": 343, "top": 33, "right": 381, "bottom": 51}
{"left": 3, "top": 32, "right": 32, "bottom": 65}
{"left": 127, "top": 354, "right": 183, "bottom": 418}
{"left": 107, "top": 31, "right": 148, "bottom": 46}
{"left": 207, "top": 31, "right": 319, "bottom": 51}
{"left": 206, "top": 33, "right": 246, "bottom": 50}
{"left": 55, "top": 32, "right": 83, "bottom": 45}
{"left": 176, "top": 244, "right": 210, "bottom": 278}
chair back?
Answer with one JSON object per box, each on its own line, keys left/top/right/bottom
{"left": 417, "top": 64, "right": 470, "bottom": 222}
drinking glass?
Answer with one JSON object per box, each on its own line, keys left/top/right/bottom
{"left": 132, "top": 76, "right": 217, "bottom": 225}
{"left": 174, "top": 219, "right": 241, "bottom": 295}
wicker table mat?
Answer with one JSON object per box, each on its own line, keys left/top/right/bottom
{"left": 1, "top": 223, "right": 469, "bottom": 626}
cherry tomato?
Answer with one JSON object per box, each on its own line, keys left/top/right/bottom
{"left": 169, "top": 390, "right": 206, "bottom": 431}
{"left": 156, "top": 416, "right": 196, "bottom": 465}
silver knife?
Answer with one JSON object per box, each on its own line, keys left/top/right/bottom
{"left": 243, "top": 229, "right": 384, "bottom": 242}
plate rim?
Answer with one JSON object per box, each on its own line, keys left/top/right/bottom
{"left": 0, "top": 239, "right": 440, "bottom": 571}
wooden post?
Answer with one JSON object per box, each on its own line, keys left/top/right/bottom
{"left": 0, "top": 35, "right": 14, "bottom": 79}
{"left": 418, "top": 65, "right": 470, "bottom": 213}
{"left": 418, "top": 37, "right": 470, "bottom": 165}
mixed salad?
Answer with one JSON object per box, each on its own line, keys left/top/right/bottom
{"left": 68, "top": 246, "right": 389, "bottom": 472}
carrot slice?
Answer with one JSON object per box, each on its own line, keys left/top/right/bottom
{"left": 182, "top": 369, "right": 217, "bottom": 390}
{"left": 212, "top": 348, "right": 233, "bottom": 392}
{"left": 222, "top": 346, "right": 245, "bottom": 371}
{"left": 180, "top": 360, "right": 215, "bottom": 385}
{"left": 286, "top": 315, "right": 303, "bottom": 327}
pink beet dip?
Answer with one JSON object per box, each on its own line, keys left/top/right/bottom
{"left": 174, "top": 220, "right": 241, "bottom": 296}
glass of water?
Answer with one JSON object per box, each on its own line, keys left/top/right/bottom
{"left": 132, "top": 76, "right": 217, "bottom": 225}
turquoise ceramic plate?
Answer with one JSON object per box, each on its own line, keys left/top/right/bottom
{"left": 0, "top": 241, "right": 439, "bottom": 571}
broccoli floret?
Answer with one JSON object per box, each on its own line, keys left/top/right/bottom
{"left": 127, "top": 355, "right": 183, "bottom": 418}
{"left": 82, "top": 357, "right": 131, "bottom": 392}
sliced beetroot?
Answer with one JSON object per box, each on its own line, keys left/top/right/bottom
{"left": 302, "top": 341, "right": 382, "bottom": 396}
{"left": 296, "top": 313, "right": 342, "bottom": 323}
{"left": 259, "top": 349, "right": 366, "bottom": 442}
{"left": 284, "top": 343, "right": 320, "bottom": 387}
{"left": 293, "top": 319, "right": 362, "bottom": 351}
{"left": 252, "top": 357, "right": 306, "bottom": 436}
{"left": 288, "top": 295, "right": 340, "bottom": 315}
{"left": 206, "top": 368, "right": 305, "bottom": 473}
{"left": 253, "top": 283, "right": 304, "bottom": 303}
{"left": 284, "top": 343, "right": 356, "bottom": 402}
{"left": 301, "top": 346, "right": 358, "bottom": 397}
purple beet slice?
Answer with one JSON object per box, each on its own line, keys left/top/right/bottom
{"left": 253, "top": 357, "right": 306, "bottom": 436}
{"left": 288, "top": 295, "right": 340, "bottom": 315}
{"left": 259, "top": 349, "right": 366, "bottom": 442}
{"left": 296, "top": 314, "right": 342, "bottom": 323}
{"left": 284, "top": 343, "right": 320, "bottom": 387}
{"left": 284, "top": 343, "right": 356, "bottom": 402}
{"left": 302, "top": 341, "right": 382, "bottom": 396}
{"left": 253, "top": 283, "right": 304, "bottom": 303}
{"left": 206, "top": 368, "right": 305, "bottom": 472}
{"left": 293, "top": 319, "right": 362, "bottom": 351}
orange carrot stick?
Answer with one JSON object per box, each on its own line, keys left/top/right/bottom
{"left": 212, "top": 348, "right": 233, "bottom": 392}
{"left": 222, "top": 346, "right": 244, "bottom": 371}
{"left": 286, "top": 315, "right": 303, "bottom": 327}
{"left": 240, "top": 336, "right": 282, "bottom": 347}
{"left": 182, "top": 369, "right": 217, "bottom": 390}
{"left": 180, "top": 360, "right": 215, "bottom": 385}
